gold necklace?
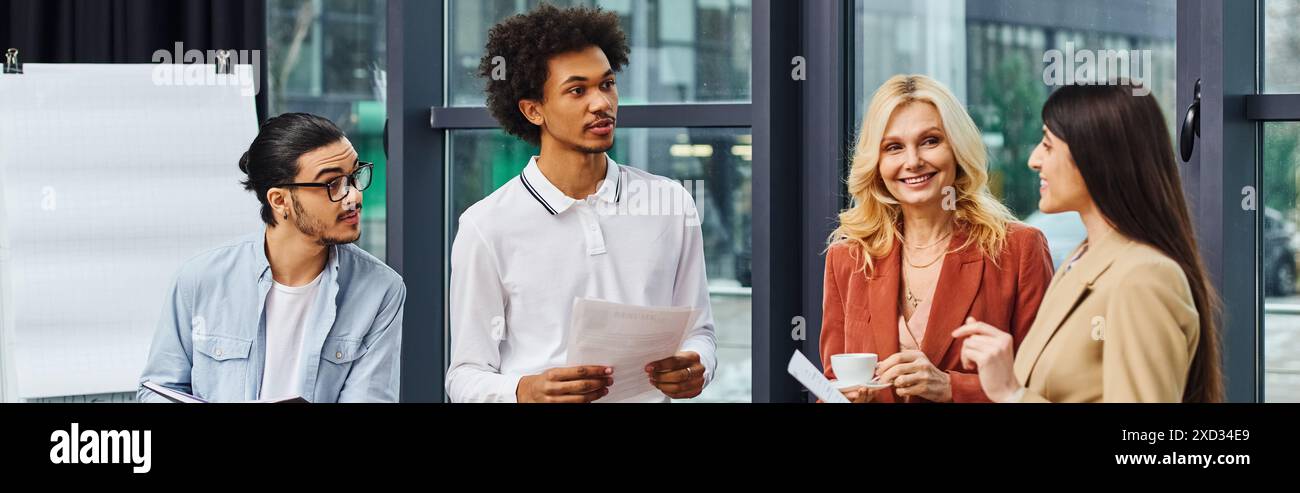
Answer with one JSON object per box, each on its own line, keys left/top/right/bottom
{"left": 903, "top": 249, "right": 946, "bottom": 269}
{"left": 905, "top": 228, "right": 952, "bottom": 250}
{"left": 901, "top": 258, "right": 941, "bottom": 310}
{"left": 905, "top": 285, "right": 922, "bottom": 310}
{"left": 900, "top": 225, "right": 951, "bottom": 308}
{"left": 902, "top": 248, "right": 946, "bottom": 310}
{"left": 901, "top": 225, "right": 952, "bottom": 268}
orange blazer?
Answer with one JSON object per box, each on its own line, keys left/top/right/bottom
{"left": 820, "top": 222, "right": 1054, "bottom": 402}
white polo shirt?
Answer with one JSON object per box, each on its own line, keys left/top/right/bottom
{"left": 446, "top": 155, "right": 718, "bottom": 403}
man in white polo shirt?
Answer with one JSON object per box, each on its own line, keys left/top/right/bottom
{"left": 445, "top": 4, "right": 717, "bottom": 403}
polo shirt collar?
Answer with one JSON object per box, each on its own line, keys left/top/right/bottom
{"left": 519, "top": 155, "right": 622, "bottom": 216}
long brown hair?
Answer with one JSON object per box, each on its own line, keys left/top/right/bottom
{"left": 1042, "top": 82, "right": 1223, "bottom": 403}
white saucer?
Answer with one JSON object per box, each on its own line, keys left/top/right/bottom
{"left": 831, "top": 379, "right": 890, "bottom": 391}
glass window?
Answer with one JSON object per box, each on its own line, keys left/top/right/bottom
{"left": 1264, "top": 0, "right": 1300, "bottom": 93}
{"left": 853, "top": 0, "right": 1176, "bottom": 261}
{"left": 443, "top": 1, "right": 753, "bottom": 403}
{"left": 446, "top": 128, "right": 753, "bottom": 402}
{"left": 446, "top": 0, "right": 752, "bottom": 106}
{"left": 1262, "top": 122, "right": 1300, "bottom": 402}
{"left": 267, "top": 0, "right": 389, "bottom": 261}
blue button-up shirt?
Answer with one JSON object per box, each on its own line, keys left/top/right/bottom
{"left": 137, "top": 232, "right": 405, "bottom": 403}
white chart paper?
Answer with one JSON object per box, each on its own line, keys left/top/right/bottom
{"left": 0, "top": 64, "right": 261, "bottom": 398}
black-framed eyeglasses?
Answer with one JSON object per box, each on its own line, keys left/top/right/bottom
{"left": 273, "top": 162, "right": 373, "bottom": 202}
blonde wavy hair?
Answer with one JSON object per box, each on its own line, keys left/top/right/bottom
{"left": 830, "top": 74, "right": 1016, "bottom": 274}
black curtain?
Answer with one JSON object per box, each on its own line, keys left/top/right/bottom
{"left": 1, "top": 0, "right": 268, "bottom": 121}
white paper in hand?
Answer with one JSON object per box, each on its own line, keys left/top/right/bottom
{"left": 565, "top": 298, "right": 697, "bottom": 403}
{"left": 788, "top": 350, "right": 850, "bottom": 403}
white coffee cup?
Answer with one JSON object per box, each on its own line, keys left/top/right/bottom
{"left": 831, "top": 353, "right": 878, "bottom": 386}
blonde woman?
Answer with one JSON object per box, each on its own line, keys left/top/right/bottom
{"left": 821, "top": 74, "right": 1054, "bottom": 403}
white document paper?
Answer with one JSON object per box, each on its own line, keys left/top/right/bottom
{"left": 142, "top": 381, "right": 307, "bottom": 403}
{"left": 788, "top": 349, "right": 850, "bottom": 403}
{"left": 141, "top": 382, "right": 208, "bottom": 403}
{"left": 0, "top": 64, "right": 261, "bottom": 398}
{"left": 565, "top": 298, "right": 697, "bottom": 403}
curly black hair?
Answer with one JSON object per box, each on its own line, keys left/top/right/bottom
{"left": 479, "top": 4, "right": 630, "bottom": 146}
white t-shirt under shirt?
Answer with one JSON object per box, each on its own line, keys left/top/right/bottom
{"left": 259, "top": 270, "right": 324, "bottom": 400}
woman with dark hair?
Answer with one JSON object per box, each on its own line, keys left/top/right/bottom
{"left": 953, "top": 82, "right": 1223, "bottom": 403}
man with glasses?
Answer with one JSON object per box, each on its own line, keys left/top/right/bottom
{"left": 138, "top": 113, "right": 405, "bottom": 403}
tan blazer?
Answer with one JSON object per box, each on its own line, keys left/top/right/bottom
{"left": 1014, "top": 231, "right": 1200, "bottom": 403}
